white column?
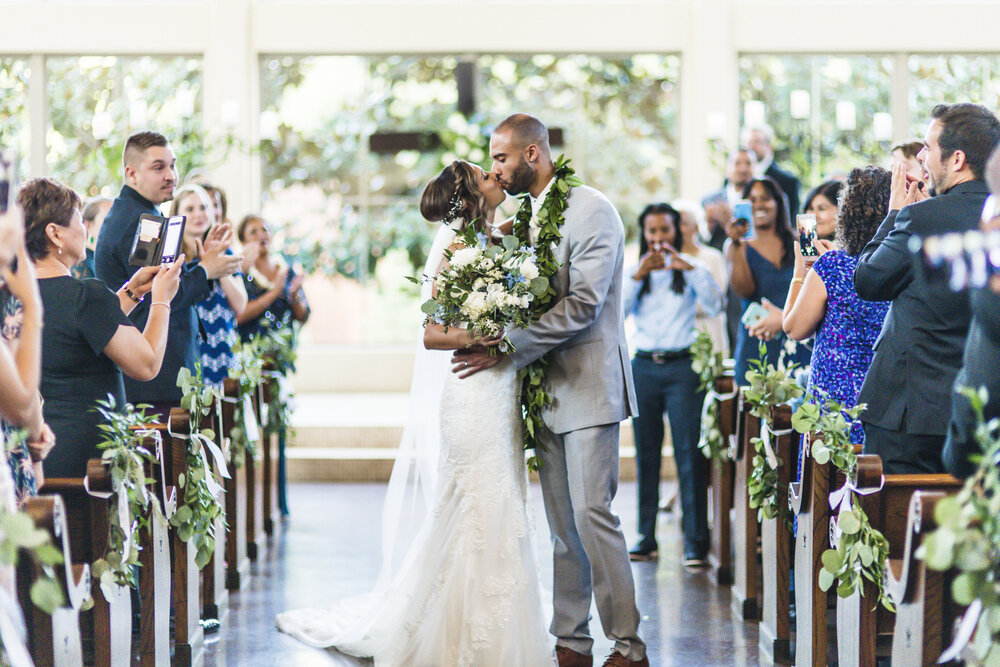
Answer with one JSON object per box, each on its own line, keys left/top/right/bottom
{"left": 679, "top": 0, "right": 738, "bottom": 200}
{"left": 891, "top": 52, "right": 912, "bottom": 143}
{"left": 28, "top": 55, "right": 47, "bottom": 177}
{"left": 203, "top": 0, "right": 256, "bottom": 219}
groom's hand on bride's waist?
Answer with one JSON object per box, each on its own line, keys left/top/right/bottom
{"left": 452, "top": 345, "right": 503, "bottom": 378}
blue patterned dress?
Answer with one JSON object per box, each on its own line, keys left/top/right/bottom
{"left": 195, "top": 280, "right": 238, "bottom": 387}
{"left": 808, "top": 250, "right": 890, "bottom": 443}
{"left": 0, "top": 290, "right": 36, "bottom": 504}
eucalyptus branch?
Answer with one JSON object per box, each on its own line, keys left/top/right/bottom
{"left": 0, "top": 505, "right": 64, "bottom": 615}
{"left": 227, "top": 338, "right": 264, "bottom": 467}
{"left": 691, "top": 331, "right": 727, "bottom": 463}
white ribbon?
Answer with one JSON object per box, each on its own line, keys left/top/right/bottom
{"left": 168, "top": 416, "right": 231, "bottom": 501}
{"left": 760, "top": 427, "right": 779, "bottom": 469}
{"left": 938, "top": 598, "right": 981, "bottom": 663}
{"left": 242, "top": 395, "right": 261, "bottom": 444}
{"left": 0, "top": 587, "right": 32, "bottom": 667}
{"left": 828, "top": 474, "right": 886, "bottom": 515}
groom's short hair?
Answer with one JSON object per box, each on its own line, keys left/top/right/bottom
{"left": 495, "top": 114, "right": 550, "bottom": 152}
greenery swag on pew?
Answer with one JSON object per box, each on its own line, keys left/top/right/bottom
{"left": 253, "top": 324, "right": 298, "bottom": 434}
{"left": 792, "top": 394, "right": 893, "bottom": 611}
{"left": 743, "top": 342, "right": 802, "bottom": 523}
{"left": 919, "top": 387, "right": 1000, "bottom": 663}
{"left": 691, "top": 331, "right": 727, "bottom": 463}
{"left": 91, "top": 397, "right": 164, "bottom": 594}
{"left": 173, "top": 365, "right": 227, "bottom": 569}
{"left": 227, "top": 339, "right": 265, "bottom": 468}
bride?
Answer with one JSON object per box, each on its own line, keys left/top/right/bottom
{"left": 276, "top": 160, "right": 555, "bottom": 666}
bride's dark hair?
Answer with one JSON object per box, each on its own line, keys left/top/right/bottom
{"left": 419, "top": 160, "right": 489, "bottom": 228}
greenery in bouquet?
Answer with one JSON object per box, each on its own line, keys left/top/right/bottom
{"left": 413, "top": 223, "right": 549, "bottom": 354}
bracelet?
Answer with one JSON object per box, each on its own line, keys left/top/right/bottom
{"left": 791, "top": 277, "right": 805, "bottom": 286}
{"left": 151, "top": 301, "right": 171, "bottom": 312}
{"left": 122, "top": 283, "right": 143, "bottom": 303}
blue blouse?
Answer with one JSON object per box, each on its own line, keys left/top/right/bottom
{"left": 196, "top": 280, "right": 238, "bottom": 388}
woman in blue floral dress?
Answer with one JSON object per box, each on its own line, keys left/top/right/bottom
{"left": 782, "top": 167, "right": 892, "bottom": 443}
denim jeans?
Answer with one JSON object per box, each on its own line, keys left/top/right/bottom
{"left": 631, "top": 355, "right": 708, "bottom": 557}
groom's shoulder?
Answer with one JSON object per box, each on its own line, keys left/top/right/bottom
{"left": 567, "top": 185, "right": 619, "bottom": 219}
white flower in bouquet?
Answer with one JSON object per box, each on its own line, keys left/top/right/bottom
{"left": 519, "top": 259, "right": 539, "bottom": 281}
{"left": 450, "top": 247, "right": 479, "bottom": 268}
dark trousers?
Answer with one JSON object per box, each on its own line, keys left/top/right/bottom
{"left": 862, "top": 420, "right": 946, "bottom": 475}
{"left": 631, "top": 355, "right": 708, "bottom": 557}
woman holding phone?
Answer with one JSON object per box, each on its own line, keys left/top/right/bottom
{"left": 802, "top": 180, "right": 843, "bottom": 242}
{"left": 625, "top": 203, "right": 724, "bottom": 564}
{"left": 727, "top": 177, "right": 807, "bottom": 385}
{"left": 782, "top": 167, "right": 891, "bottom": 443}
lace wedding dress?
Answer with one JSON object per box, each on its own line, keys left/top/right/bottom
{"left": 276, "top": 223, "right": 554, "bottom": 666}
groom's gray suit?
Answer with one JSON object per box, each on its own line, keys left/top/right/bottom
{"left": 507, "top": 183, "right": 644, "bottom": 661}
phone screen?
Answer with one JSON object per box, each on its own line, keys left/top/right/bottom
{"left": 733, "top": 200, "right": 755, "bottom": 240}
{"left": 159, "top": 216, "right": 185, "bottom": 264}
{"left": 798, "top": 214, "right": 818, "bottom": 257}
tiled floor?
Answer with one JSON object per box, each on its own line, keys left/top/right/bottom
{"left": 204, "top": 481, "right": 762, "bottom": 667}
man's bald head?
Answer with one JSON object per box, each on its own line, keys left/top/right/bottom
{"left": 494, "top": 113, "right": 551, "bottom": 156}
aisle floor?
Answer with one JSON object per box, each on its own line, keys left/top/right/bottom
{"left": 204, "top": 481, "right": 762, "bottom": 667}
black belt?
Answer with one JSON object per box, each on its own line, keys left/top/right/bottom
{"left": 636, "top": 348, "right": 691, "bottom": 363}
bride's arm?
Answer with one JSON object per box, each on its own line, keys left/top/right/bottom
{"left": 423, "top": 323, "right": 474, "bottom": 350}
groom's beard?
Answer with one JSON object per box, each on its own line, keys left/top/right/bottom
{"left": 502, "top": 162, "right": 535, "bottom": 197}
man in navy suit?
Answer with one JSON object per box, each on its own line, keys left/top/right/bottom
{"left": 855, "top": 103, "right": 1000, "bottom": 474}
{"left": 742, "top": 125, "right": 800, "bottom": 216}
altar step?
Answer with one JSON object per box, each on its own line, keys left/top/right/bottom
{"left": 287, "top": 391, "right": 676, "bottom": 483}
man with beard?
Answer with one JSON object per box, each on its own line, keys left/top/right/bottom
{"left": 855, "top": 103, "right": 1000, "bottom": 474}
{"left": 454, "top": 114, "right": 646, "bottom": 667}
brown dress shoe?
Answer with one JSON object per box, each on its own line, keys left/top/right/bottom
{"left": 601, "top": 651, "right": 650, "bottom": 667}
{"left": 557, "top": 645, "right": 593, "bottom": 667}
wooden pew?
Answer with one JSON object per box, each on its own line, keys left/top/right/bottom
{"left": 40, "top": 462, "right": 133, "bottom": 667}
{"left": 255, "top": 373, "right": 280, "bottom": 544}
{"left": 834, "top": 455, "right": 962, "bottom": 667}
{"left": 135, "top": 428, "right": 174, "bottom": 667}
{"left": 887, "top": 490, "right": 962, "bottom": 666}
{"left": 220, "top": 378, "right": 251, "bottom": 591}
{"left": 200, "top": 397, "right": 230, "bottom": 625}
{"left": 730, "top": 388, "right": 761, "bottom": 620}
{"left": 708, "top": 371, "right": 737, "bottom": 586}
{"left": 789, "top": 434, "right": 860, "bottom": 667}
{"left": 758, "top": 404, "right": 794, "bottom": 665}
{"left": 16, "top": 494, "right": 90, "bottom": 667}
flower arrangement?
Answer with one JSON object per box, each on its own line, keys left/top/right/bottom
{"left": 414, "top": 223, "right": 549, "bottom": 355}
{"left": 691, "top": 331, "right": 727, "bottom": 463}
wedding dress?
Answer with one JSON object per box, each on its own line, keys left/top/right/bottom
{"left": 276, "top": 222, "right": 554, "bottom": 666}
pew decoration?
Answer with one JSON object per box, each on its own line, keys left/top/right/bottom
{"left": 692, "top": 331, "right": 728, "bottom": 462}
{"left": 227, "top": 339, "right": 264, "bottom": 467}
{"left": 0, "top": 504, "right": 64, "bottom": 615}
{"left": 253, "top": 325, "right": 297, "bottom": 434}
{"left": 744, "top": 344, "right": 802, "bottom": 522}
{"left": 172, "top": 364, "right": 228, "bottom": 569}
{"left": 91, "top": 396, "right": 164, "bottom": 594}
{"left": 919, "top": 387, "right": 1000, "bottom": 663}
{"left": 792, "top": 393, "right": 894, "bottom": 611}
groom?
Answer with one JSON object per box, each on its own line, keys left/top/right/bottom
{"left": 454, "top": 114, "right": 647, "bottom": 667}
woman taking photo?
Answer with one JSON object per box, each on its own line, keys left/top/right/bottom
{"left": 782, "top": 167, "right": 891, "bottom": 443}
{"left": 170, "top": 183, "right": 247, "bottom": 387}
{"left": 624, "top": 203, "right": 724, "bottom": 565}
{"left": 18, "top": 177, "right": 182, "bottom": 478}
{"left": 727, "top": 177, "right": 808, "bottom": 384}
{"left": 802, "top": 179, "right": 843, "bottom": 242}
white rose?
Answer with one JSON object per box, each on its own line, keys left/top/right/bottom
{"left": 450, "top": 247, "right": 479, "bottom": 268}
{"left": 461, "top": 292, "right": 487, "bottom": 319}
{"left": 520, "top": 295, "right": 531, "bottom": 308}
{"left": 519, "top": 259, "right": 539, "bottom": 281}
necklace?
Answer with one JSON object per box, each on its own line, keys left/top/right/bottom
{"left": 512, "top": 155, "right": 583, "bottom": 470}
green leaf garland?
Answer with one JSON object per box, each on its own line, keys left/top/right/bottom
{"left": 511, "top": 155, "right": 582, "bottom": 470}
{"left": 691, "top": 331, "right": 727, "bottom": 463}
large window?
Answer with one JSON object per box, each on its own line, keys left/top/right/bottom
{"left": 46, "top": 56, "right": 203, "bottom": 197}
{"left": 739, "top": 55, "right": 894, "bottom": 191}
{"left": 0, "top": 57, "right": 30, "bottom": 181}
{"left": 260, "top": 54, "right": 680, "bottom": 344}
{"left": 909, "top": 55, "right": 1000, "bottom": 137}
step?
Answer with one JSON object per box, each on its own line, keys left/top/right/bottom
{"left": 290, "top": 344, "right": 414, "bottom": 394}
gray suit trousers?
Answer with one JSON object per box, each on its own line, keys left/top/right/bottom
{"left": 538, "top": 423, "right": 645, "bottom": 660}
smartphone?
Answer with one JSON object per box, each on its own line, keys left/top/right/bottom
{"left": 159, "top": 215, "right": 186, "bottom": 264}
{"left": 797, "top": 214, "right": 818, "bottom": 257}
{"left": 733, "top": 200, "right": 755, "bottom": 241}
{"left": 741, "top": 301, "right": 769, "bottom": 329}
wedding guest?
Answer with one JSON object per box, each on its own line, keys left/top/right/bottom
{"left": 624, "top": 203, "right": 724, "bottom": 565}
{"left": 891, "top": 139, "right": 926, "bottom": 183}
{"left": 673, "top": 199, "right": 729, "bottom": 356}
{"left": 0, "top": 204, "right": 54, "bottom": 503}
{"left": 70, "top": 195, "right": 112, "bottom": 279}
{"left": 783, "top": 167, "right": 891, "bottom": 443}
{"left": 700, "top": 194, "right": 731, "bottom": 252}
{"left": 95, "top": 131, "right": 241, "bottom": 418}
{"left": 855, "top": 103, "right": 1000, "bottom": 474}
{"left": 727, "top": 177, "right": 807, "bottom": 384}
{"left": 20, "top": 177, "right": 182, "bottom": 478}
{"left": 742, "top": 125, "right": 801, "bottom": 217}
{"left": 944, "top": 146, "right": 1000, "bottom": 478}
{"left": 235, "top": 214, "right": 309, "bottom": 340}
{"left": 802, "top": 180, "right": 843, "bottom": 241}
{"left": 169, "top": 183, "right": 246, "bottom": 387}
{"left": 707, "top": 149, "right": 757, "bottom": 209}
{"left": 202, "top": 183, "right": 229, "bottom": 225}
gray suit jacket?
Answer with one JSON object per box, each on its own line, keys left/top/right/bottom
{"left": 507, "top": 185, "right": 639, "bottom": 434}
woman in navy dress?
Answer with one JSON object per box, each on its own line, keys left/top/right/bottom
{"left": 782, "top": 167, "right": 892, "bottom": 443}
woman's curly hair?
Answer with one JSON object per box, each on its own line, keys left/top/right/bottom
{"left": 836, "top": 166, "right": 891, "bottom": 256}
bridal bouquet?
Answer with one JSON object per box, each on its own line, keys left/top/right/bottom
{"left": 414, "top": 225, "right": 549, "bottom": 353}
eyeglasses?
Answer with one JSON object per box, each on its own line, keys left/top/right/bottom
{"left": 982, "top": 194, "right": 1000, "bottom": 228}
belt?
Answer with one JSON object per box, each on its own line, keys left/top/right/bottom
{"left": 636, "top": 348, "right": 691, "bottom": 363}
